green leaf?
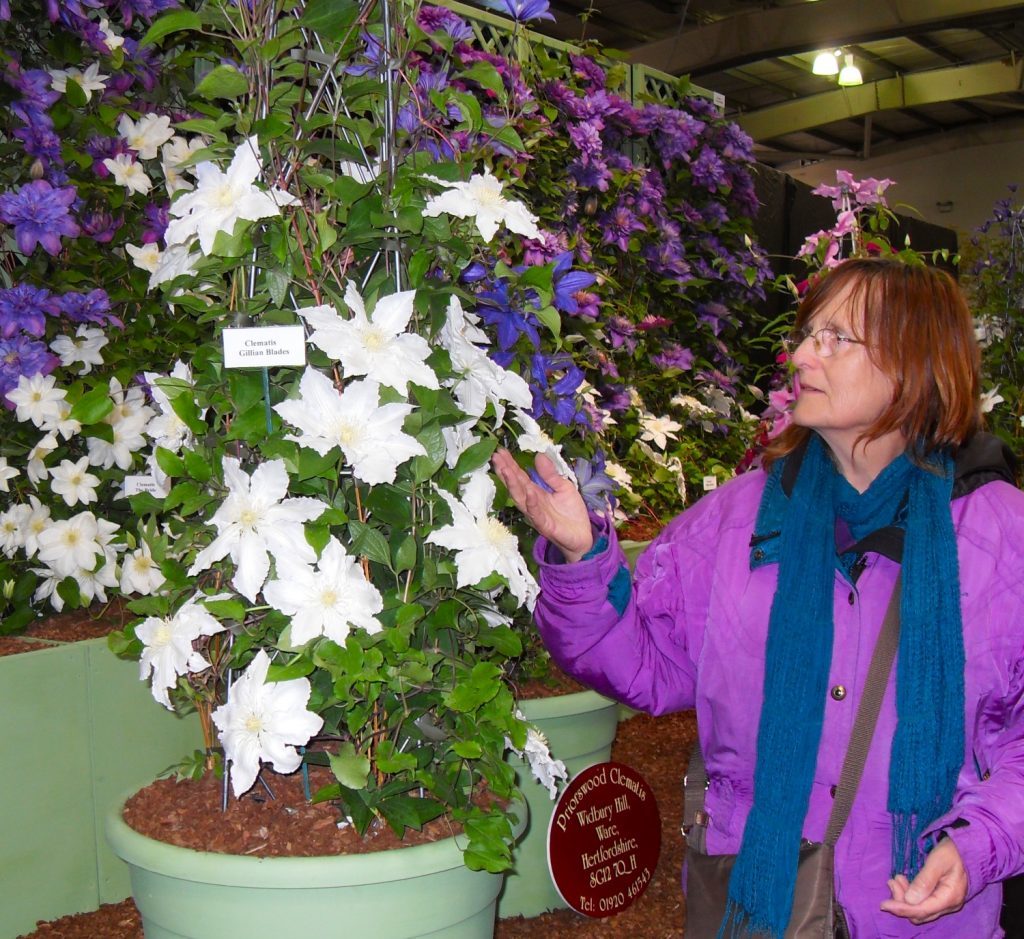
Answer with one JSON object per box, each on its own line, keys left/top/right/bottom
{"left": 68, "top": 386, "right": 113, "bottom": 425}
{"left": 64, "top": 78, "right": 88, "bottom": 109}
{"left": 201, "top": 598, "right": 247, "bottom": 622}
{"left": 380, "top": 794, "right": 444, "bottom": 837}
{"left": 195, "top": 65, "right": 250, "bottom": 101}
{"left": 155, "top": 447, "right": 186, "bottom": 478}
{"left": 535, "top": 304, "right": 561, "bottom": 339}
{"left": 411, "top": 422, "right": 447, "bottom": 483}
{"left": 266, "top": 658, "right": 315, "bottom": 682}
{"left": 182, "top": 448, "right": 212, "bottom": 483}
{"left": 391, "top": 534, "right": 417, "bottom": 573}
{"left": 452, "top": 740, "right": 483, "bottom": 759}
{"left": 452, "top": 438, "right": 497, "bottom": 478}
{"left": 444, "top": 662, "right": 501, "bottom": 712}
{"left": 328, "top": 742, "right": 371, "bottom": 790}
{"left": 140, "top": 10, "right": 203, "bottom": 47}
{"left": 461, "top": 60, "right": 505, "bottom": 96}
{"left": 347, "top": 520, "right": 391, "bottom": 566}
{"left": 300, "top": 0, "right": 361, "bottom": 41}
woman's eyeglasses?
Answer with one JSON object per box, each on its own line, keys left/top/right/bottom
{"left": 781, "top": 326, "right": 865, "bottom": 358}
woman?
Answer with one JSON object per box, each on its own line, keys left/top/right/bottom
{"left": 492, "top": 257, "right": 1024, "bottom": 937}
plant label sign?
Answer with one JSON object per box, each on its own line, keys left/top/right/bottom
{"left": 222, "top": 326, "right": 306, "bottom": 368}
{"left": 547, "top": 761, "right": 660, "bottom": 918}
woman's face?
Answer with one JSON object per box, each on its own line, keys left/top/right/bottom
{"left": 790, "top": 285, "right": 897, "bottom": 460}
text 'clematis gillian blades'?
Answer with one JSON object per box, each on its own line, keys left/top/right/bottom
{"left": 187, "top": 457, "right": 326, "bottom": 602}
{"left": 263, "top": 537, "right": 384, "bottom": 646}
{"left": 298, "top": 281, "right": 439, "bottom": 392}
{"left": 422, "top": 169, "right": 541, "bottom": 243}
{"left": 212, "top": 649, "right": 324, "bottom": 797}
{"left": 274, "top": 368, "right": 426, "bottom": 485}
{"left": 164, "top": 135, "right": 299, "bottom": 255}
{"left": 136, "top": 597, "right": 227, "bottom": 709}
{"left": 426, "top": 468, "right": 539, "bottom": 610}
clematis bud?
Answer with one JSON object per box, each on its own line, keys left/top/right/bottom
{"left": 30, "top": 159, "right": 45, "bottom": 180}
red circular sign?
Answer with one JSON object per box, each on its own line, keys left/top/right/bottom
{"left": 547, "top": 761, "right": 661, "bottom": 918}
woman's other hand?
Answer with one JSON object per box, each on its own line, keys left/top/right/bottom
{"left": 879, "top": 837, "right": 968, "bottom": 925}
{"left": 492, "top": 448, "right": 594, "bottom": 563}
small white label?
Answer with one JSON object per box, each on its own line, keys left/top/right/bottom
{"left": 712, "top": 91, "right": 726, "bottom": 112}
{"left": 702, "top": 475, "right": 718, "bottom": 491}
{"left": 123, "top": 475, "right": 170, "bottom": 497}
{"left": 223, "top": 325, "right": 306, "bottom": 368}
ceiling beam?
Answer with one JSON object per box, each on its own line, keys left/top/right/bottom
{"left": 736, "top": 57, "right": 1024, "bottom": 141}
{"left": 626, "top": 0, "right": 1024, "bottom": 76}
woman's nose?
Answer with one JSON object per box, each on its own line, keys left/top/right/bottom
{"left": 790, "top": 333, "right": 819, "bottom": 368}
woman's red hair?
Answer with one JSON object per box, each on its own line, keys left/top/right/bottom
{"left": 764, "top": 257, "right": 981, "bottom": 467}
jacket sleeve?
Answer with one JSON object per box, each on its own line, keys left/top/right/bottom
{"left": 927, "top": 649, "right": 1024, "bottom": 900}
{"left": 532, "top": 500, "right": 719, "bottom": 716}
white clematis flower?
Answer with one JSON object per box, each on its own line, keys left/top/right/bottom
{"left": 50, "top": 325, "right": 108, "bottom": 375}
{"left": 0, "top": 456, "right": 18, "bottom": 492}
{"left": 136, "top": 597, "right": 227, "bottom": 709}
{"left": 422, "top": 169, "right": 541, "bottom": 242}
{"left": 27, "top": 432, "right": 58, "bottom": 484}
{"left": 188, "top": 457, "right": 325, "bottom": 602}
{"left": 87, "top": 377, "right": 154, "bottom": 471}
{"left": 21, "top": 496, "right": 50, "bottom": 557}
{"left": 981, "top": 386, "right": 1005, "bottom": 414}
{"left": 125, "top": 242, "right": 161, "bottom": 273}
{"left": 102, "top": 154, "right": 153, "bottom": 196}
{"left": 437, "top": 295, "right": 531, "bottom": 422}
{"left": 5, "top": 372, "right": 66, "bottom": 428}
{"left": 50, "top": 457, "right": 101, "bottom": 507}
{"left": 0, "top": 504, "right": 30, "bottom": 558}
{"left": 638, "top": 412, "right": 682, "bottom": 450}
{"left": 117, "top": 113, "right": 174, "bottom": 160}
{"left": 49, "top": 62, "right": 108, "bottom": 101}
{"left": 426, "top": 469, "right": 538, "bottom": 610}
{"left": 298, "top": 281, "right": 438, "bottom": 392}
{"left": 512, "top": 409, "right": 574, "bottom": 479}
{"left": 149, "top": 242, "right": 203, "bottom": 288}
{"left": 164, "top": 135, "right": 299, "bottom": 255}
{"left": 120, "top": 542, "right": 165, "bottom": 596}
{"left": 36, "top": 511, "right": 104, "bottom": 577}
{"left": 506, "top": 720, "right": 568, "bottom": 800}
{"left": 274, "top": 369, "right": 426, "bottom": 486}
{"left": 264, "top": 538, "right": 384, "bottom": 646}
{"left": 97, "top": 18, "right": 123, "bottom": 51}
{"left": 161, "top": 135, "right": 207, "bottom": 194}
{"left": 212, "top": 649, "right": 325, "bottom": 797}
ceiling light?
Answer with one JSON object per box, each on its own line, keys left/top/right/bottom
{"left": 811, "top": 50, "right": 839, "bottom": 76}
{"left": 837, "top": 53, "right": 863, "bottom": 87}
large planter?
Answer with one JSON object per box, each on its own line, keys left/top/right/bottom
{"left": 107, "top": 795, "right": 527, "bottom": 939}
{"left": 498, "top": 688, "right": 620, "bottom": 919}
{"left": 0, "top": 636, "right": 201, "bottom": 939}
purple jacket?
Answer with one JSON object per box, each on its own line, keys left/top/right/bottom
{"left": 534, "top": 465, "right": 1024, "bottom": 938}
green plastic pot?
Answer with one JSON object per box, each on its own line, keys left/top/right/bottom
{"left": 107, "top": 793, "right": 526, "bottom": 939}
{"left": 498, "top": 688, "right": 620, "bottom": 918}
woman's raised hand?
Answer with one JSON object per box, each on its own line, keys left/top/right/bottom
{"left": 492, "top": 448, "right": 594, "bottom": 563}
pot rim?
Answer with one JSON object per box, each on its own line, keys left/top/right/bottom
{"left": 106, "top": 792, "right": 527, "bottom": 888}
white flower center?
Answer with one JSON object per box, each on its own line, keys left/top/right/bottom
{"left": 214, "top": 183, "right": 236, "bottom": 207}
{"left": 245, "top": 713, "right": 265, "bottom": 734}
{"left": 62, "top": 530, "right": 81, "bottom": 547}
{"left": 481, "top": 517, "right": 513, "bottom": 548}
{"left": 153, "top": 620, "right": 173, "bottom": 647}
{"left": 320, "top": 588, "right": 338, "bottom": 608}
{"left": 334, "top": 420, "right": 362, "bottom": 446}
{"left": 361, "top": 327, "right": 389, "bottom": 351}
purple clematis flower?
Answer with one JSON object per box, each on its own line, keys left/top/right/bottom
{"left": 551, "top": 252, "right": 597, "bottom": 315}
{"left": 651, "top": 343, "right": 695, "bottom": 372}
{"left": 0, "top": 180, "right": 80, "bottom": 256}
{"left": 481, "top": 0, "right": 555, "bottom": 23}
{"left": 418, "top": 6, "right": 474, "bottom": 41}
{"left": 573, "top": 453, "right": 618, "bottom": 512}
{"left": 58, "top": 289, "right": 122, "bottom": 328}
{"left": 0, "top": 336, "right": 58, "bottom": 406}
{"left": 0, "top": 284, "right": 60, "bottom": 339}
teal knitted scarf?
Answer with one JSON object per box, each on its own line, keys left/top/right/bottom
{"left": 721, "top": 435, "right": 965, "bottom": 939}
